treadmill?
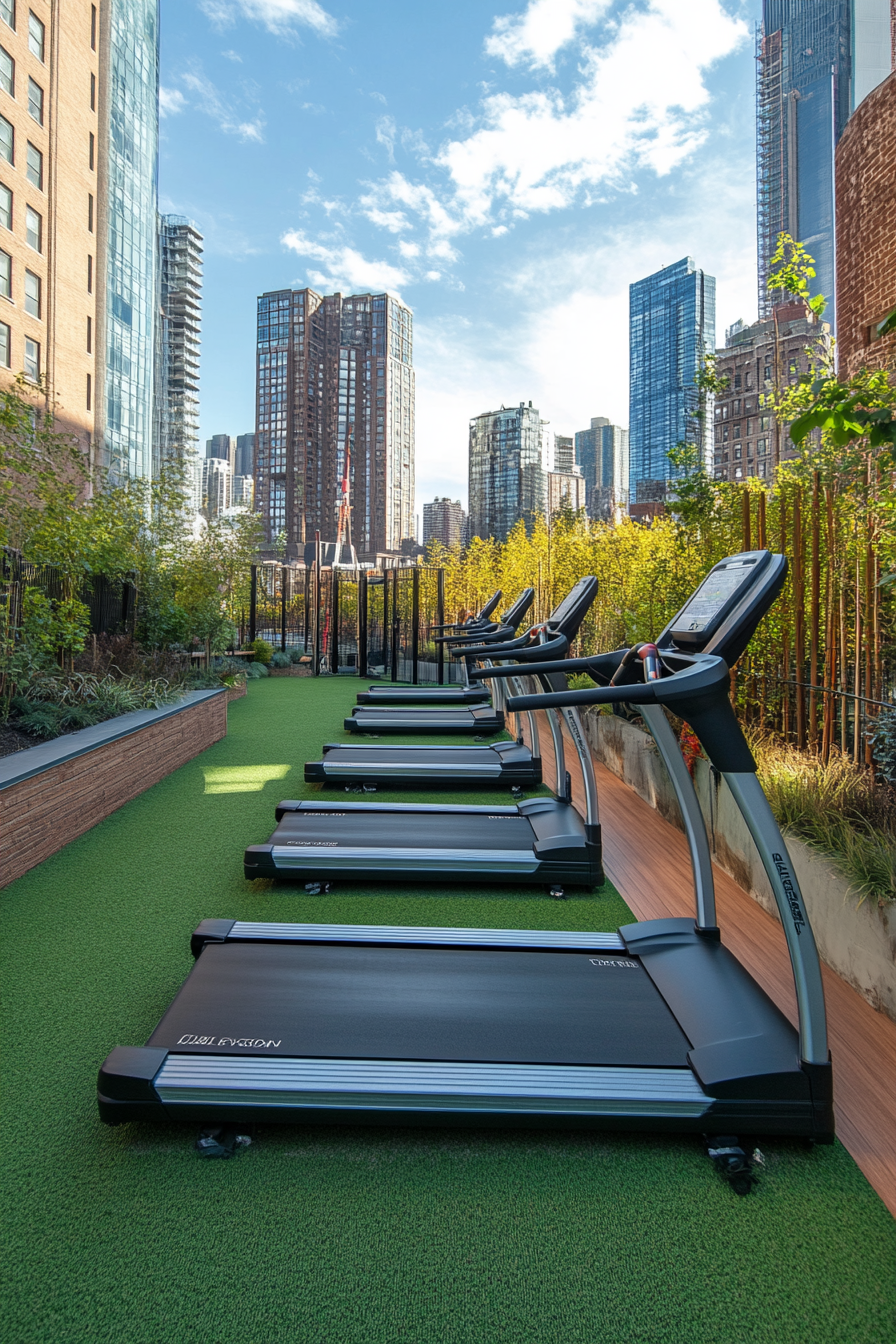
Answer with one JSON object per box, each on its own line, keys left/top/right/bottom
{"left": 305, "top": 579, "right": 597, "bottom": 790}
{"left": 247, "top": 577, "right": 603, "bottom": 891}
{"left": 355, "top": 588, "right": 534, "bottom": 707}
{"left": 98, "top": 550, "right": 834, "bottom": 1147}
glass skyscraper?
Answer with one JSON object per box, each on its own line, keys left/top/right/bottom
{"left": 154, "top": 216, "right": 202, "bottom": 477}
{"left": 98, "top": 0, "right": 160, "bottom": 481}
{"left": 574, "top": 417, "right": 630, "bottom": 518}
{"left": 468, "top": 403, "right": 546, "bottom": 542}
{"left": 756, "top": 1, "right": 852, "bottom": 328}
{"left": 628, "top": 258, "right": 715, "bottom": 500}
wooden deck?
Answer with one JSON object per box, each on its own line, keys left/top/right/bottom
{"left": 532, "top": 719, "right": 896, "bottom": 1217}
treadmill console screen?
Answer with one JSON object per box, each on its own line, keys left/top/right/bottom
{"left": 670, "top": 560, "right": 757, "bottom": 645}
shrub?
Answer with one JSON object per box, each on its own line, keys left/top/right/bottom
{"left": 249, "top": 638, "right": 273, "bottom": 665}
{"left": 288, "top": 648, "right": 305, "bottom": 665}
{"left": 251, "top": 661, "right": 269, "bottom": 677}
{"left": 269, "top": 651, "right": 291, "bottom": 669}
{"left": 244, "top": 662, "right": 264, "bottom": 679}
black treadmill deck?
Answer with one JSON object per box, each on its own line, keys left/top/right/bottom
{"left": 147, "top": 942, "right": 691, "bottom": 1068}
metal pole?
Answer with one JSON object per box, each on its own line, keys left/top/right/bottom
{"left": 358, "top": 572, "right": 368, "bottom": 678}
{"left": 411, "top": 567, "right": 420, "bottom": 685}
{"left": 332, "top": 570, "right": 340, "bottom": 674}
{"left": 313, "top": 531, "right": 321, "bottom": 676}
{"left": 280, "top": 566, "right": 287, "bottom": 652}
{"left": 249, "top": 565, "right": 257, "bottom": 644}
{"left": 383, "top": 566, "right": 390, "bottom": 679}
{"left": 391, "top": 567, "right": 399, "bottom": 683}
{"left": 437, "top": 568, "right": 445, "bottom": 685}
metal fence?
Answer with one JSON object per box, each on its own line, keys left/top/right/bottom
{"left": 246, "top": 562, "right": 452, "bottom": 682}
{"left": 1, "top": 548, "right": 137, "bottom": 639}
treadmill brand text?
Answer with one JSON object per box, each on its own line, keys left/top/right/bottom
{"left": 177, "top": 1034, "right": 282, "bottom": 1048}
{"left": 589, "top": 958, "right": 639, "bottom": 969}
{"left": 772, "top": 853, "right": 806, "bottom": 934}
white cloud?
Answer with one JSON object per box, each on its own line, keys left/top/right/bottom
{"left": 485, "top": 0, "right": 611, "bottom": 70}
{"left": 180, "top": 69, "right": 266, "bottom": 142}
{"left": 199, "top": 0, "right": 339, "bottom": 38}
{"left": 360, "top": 0, "right": 746, "bottom": 256}
{"left": 159, "top": 87, "right": 187, "bottom": 117}
{"left": 281, "top": 230, "right": 409, "bottom": 294}
{"left": 221, "top": 49, "right": 243, "bottom": 62}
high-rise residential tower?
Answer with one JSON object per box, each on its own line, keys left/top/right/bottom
{"left": 423, "top": 497, "right": 465, "bottom": 549}
{"left": 154, "top": 215, "right": 201, "bottom": 475}
{"left": 628, "top": 258, "right": 715, "bottom": 504}
{"left": 0, "top": 0, "right": 101, "bottom": 457}
{"left": 254, "top": 287, "right": 415, "bottom": 555}
{"left": 206, "top": 432, "right": 235, "bottom": 468}
{"left": 574, "top": 417, "right": 630, "bottom": 519}
{"left": 96, "top": 0, "right": 159, "bottom": 481}
{"left": 468, "top": 402, "right": 547, "bottom": 543}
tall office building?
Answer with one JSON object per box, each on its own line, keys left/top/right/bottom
{"left": 422, "top": 497, "right": 465, "bottom": 549}
{"left": 628, "top": 258, "right": 715, "bottom": 505}
{"left": 199, "top": 455, "right": 231, "bottom": 520}
{"left": 468, "top": 402, "right": 547, "bottom": 543}
{"left": 96, "top": 0, "right": 160, "bottom": 481}
{"left": 235, "top": 431, "right": 254, "bottom": 478}
{"left": 0, "top": 0, "right": 100, "bottom": 456}
{"left": 550, "top": 434, "right": 576, "bottom": 473}
{"left": 206, "top": 432, "right": 235, "bottom": 468}
{"left": 574, "top": 417, "right": 630, "bottom": 519}
{"left": 154, "top": 215, "right": 201, "bottom": 475}
{"left": 254, "top": 287, "right": 415, "bottom": 555}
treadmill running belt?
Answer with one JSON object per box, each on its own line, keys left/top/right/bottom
{"left": 147, "top": 944, "right": 692, "bottom": 1068}
{"left": 271, "top": 811, "right": 534, "bottom": 850}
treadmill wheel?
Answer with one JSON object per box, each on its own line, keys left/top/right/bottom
{"left": 549, "top": 886, "right": 566, "bottom": 901}
{"left": 704, "top": 1135, "right": 760, "bottom": 1197}
{"left": 195, "top": 1127, "right": 252, "bottom": 1159}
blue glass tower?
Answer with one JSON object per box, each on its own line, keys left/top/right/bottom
{"left": 99, "top": 0, "right": 160, "bottom": 481}
{"left": 628, "top": 258, "right": 715, "bottom": 500}
{"left": 757, "top": 1, "right": 852, "bottom": 328}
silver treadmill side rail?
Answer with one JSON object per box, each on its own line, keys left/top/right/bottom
{"left": 639, "top": 703, "right": 716, "bottom": 931}
{"left": 724, "top": 771, "right": 829, "bottom": 1066}
{"left": 227, "top": 921, "right": 627, "bottom": 950}
{"left": 271, "top": 846, "right": 542, "bottom": 873}
{"left": 155, "top": 1056, "right": 710, "bottom": 1117}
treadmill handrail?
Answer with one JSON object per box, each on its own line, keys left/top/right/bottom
{"left": 508, "top": 651, "right": 829, "bottom": 1068}
{"left": 468, "top": 636, "right": 571, "bottom": 675}
{"left": 462, "top": 630, "right": 568, "bottom": 663}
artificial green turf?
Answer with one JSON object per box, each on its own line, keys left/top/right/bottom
{"left": 2, "top": 676, "right": 894, "bottom": 1344}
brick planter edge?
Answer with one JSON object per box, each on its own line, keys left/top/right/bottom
{"left": 1, "top": 689, "right": 228, "bottom": 888}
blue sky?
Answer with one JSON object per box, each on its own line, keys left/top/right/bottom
{"left": 159, "top": 0, "right": 761, "bottom": 512}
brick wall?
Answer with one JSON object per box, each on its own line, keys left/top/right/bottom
{"left": 1, "top": 693, "right": 227, "bottom": 889}
{"left": 835, "top": 71, "right": 896, "bottom": 378}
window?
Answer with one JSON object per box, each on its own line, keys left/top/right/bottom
{"left": 23, "top": 334, "right": 38, "bottom": 379}
{"left": 0, "top": 0, "right": 13, "bottom": 32}
{"left": 86, "top": 314, "right": 91, "bottom": 351}
{"left": 734, "top": 374, "right": 742, "bottom": 390}
{"left": 26, "top": 141, "right": 41, "bottom": 187}
{"left": 734, "top": 446, "right": 742, "bottom": 460}
{"left": 733, "top": 423, "right": 741, "bottom": 439}
{"left": 87, "top": 192, "right": 93, "bottom": 231}
{"left": 733, "top": 399, "right": 741, "bottom": 415}
{"left": 25, "top": 203, "right": 40, "bottom": 250}
{"left": 0, "top": 112, "right": 12, "bottom": 163}
{"left": 27, "top": 76, "right": 42, "bottom": 124}
{"left": 746, "top": 419, "right": 753, "bottom": 436}
{"left": 90, "top": 72, "right": 95, "bottom": 111}
{"left": 760, "top": 414, "right": 771, "bottom": 431}
{"left": 86, "top": 372, "right": 91, "bottom": 410}
{"left": 27, "top": 10, "right": 43, "bottom": 60}
{"left": 0, "top": 318, "right": 8, "bottom": 365}
{"left": 24, "top": 267, "right": 39, "bottom": 316}
{"left": 87, "top": 253, "right": 92, "bottom": 292}
{"left": 734, "top": 466, "right": 743, "bottom": 479}
{"left": 90, "top": 4, "right": 96, "bottom": 50}
{"left": 757, "top": 438, "right": 767, "bottom": 456}
{"left": 758, "top": 461, "right": 766, "bottom": 478}
{"left": 0, "top": 181, "right": 10, "bottom": 229}
{"left": 722, "top": 425, "right": 729, "bottom": 442}
{"left": 88, "top": 132, "right": 94, "bottom": 170}
{"left": 0, "top": 247, "right": 9, "bottom": 297}
{"left": 721, "top": 404, "right": 728, "bottom": 420}
{"left": 0, "top": 43, "right": 12, "bottom": 95}
{"left": 745, "top": 371, "right": 753, "bottom": 389}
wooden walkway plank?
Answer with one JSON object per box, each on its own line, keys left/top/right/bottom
{"left": 529, "top": 717, "right": 896, "bottom": 1217}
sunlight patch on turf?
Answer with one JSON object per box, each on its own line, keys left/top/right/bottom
{"left": 203, "top": 763, "right": 292, "bottom": 793}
